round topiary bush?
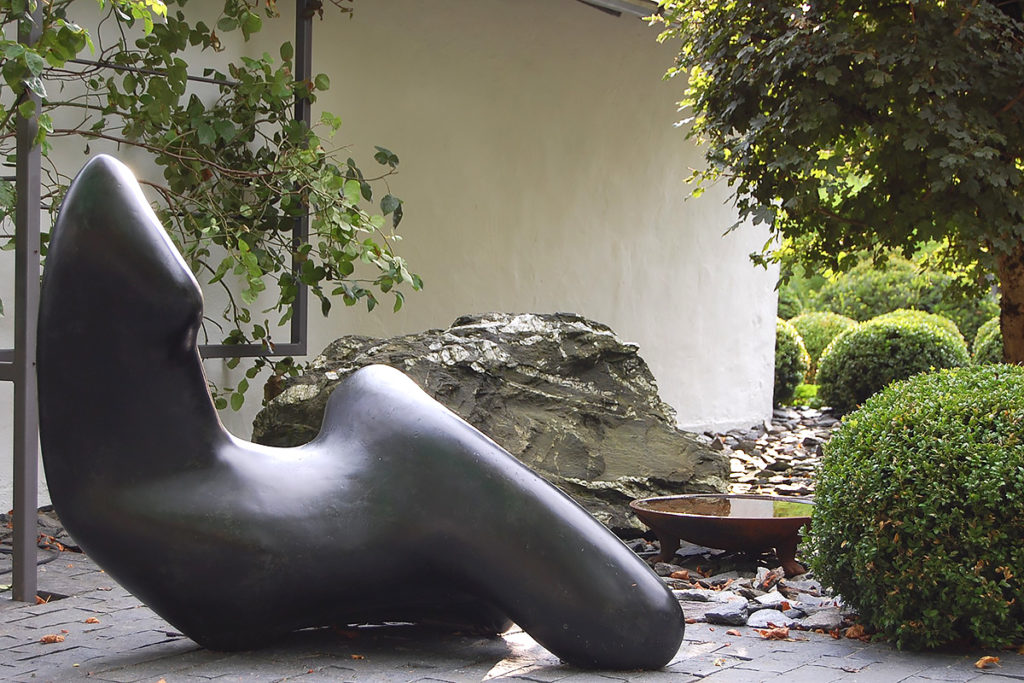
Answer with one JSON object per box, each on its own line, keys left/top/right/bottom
{"left": 814, "top": 255, "right": 998, "bottom": 341}
{"left": 872, "top": 309, "right": 965, "bottom": 345}
{"left": 774, "top": 317, "right": 810, "bottom": 405}
{"left": 924, "top": 293, "right": 999, "bottom": 347}
{"left": 816, "top": 315, "right": 970, "bottom": 414}
{"left": 777, "top": 283, "right": 803, "bottom": 320}
{"left": 790, "top": 311, "right": 857, "bottom": 381}
{"left": 808, "top": 365, "right": 1024, "bottom": 650}
{"left": 973, "top": 316, "right": 1004, "bottom": 364}
{"left": 815, "top": 256, "right": 921, "bottom": 321}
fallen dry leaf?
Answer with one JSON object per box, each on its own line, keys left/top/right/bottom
{"left": 350, "top": 654, "right": 365, "bottom": 660}
{"left": 756, "top": 626, "right": 790, "bottom": 640}
{"left": 669, "top": 569, "right": 690, "bottom": 580}
{"left": 845, "top": 623, "right": 869, "bottom": 641}
{"left": 780, "top": 601, "right": 791, "bottom": 611}
{"left": 712, "top": 658, "right": 726, "bottom": 666}
{"left": 39, "top": 634, "right": 65, "bottom": 644}
{"left": 725, "top": 629, "right": 742, "bottom": 637}
{"left": 684, "top": 618, "right": 698, "bottom": 624}
{"left": 84, "top": 617, "right": 99, "bottom": 624}
{"left": 975, "top": 656, "right": 1000, "bottom": 669}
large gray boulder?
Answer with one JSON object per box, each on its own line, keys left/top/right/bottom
{"left": 252, "top": 312, "right": 728, "bottom": 532}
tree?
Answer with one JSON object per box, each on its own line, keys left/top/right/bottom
{"left": 0, "top": 0, "right": 420, "bottom": 408}
{"left": 654, "top": 0, "right": 1024, "bottom": 363}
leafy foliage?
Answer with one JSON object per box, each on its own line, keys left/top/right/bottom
{"left": 816, "top": 313, "right": 970, "bottom": 413}
{"left": 809, "top": 365, "right": 1024, "bottom": 649}
{"left": 812, "top": 255, "right": 997, "bottom": 342}
{"left": 973, "top": 315, "right": 1005, "bottom": 363}
{"left": 774, "top": 317, "right": 809, "bottom": 405}
{"left": 0, "top": 0, "right": 418, "bottom": 409}
{"left": 871, "top": 308, "right": 964, "bottom": 345}
{"left": 789, "top": 311, "right": 856, "bottom": 381}
{"left": 654, "top": 0, "right": 1024, "bottom": 360}
{"left": 814, "top": 257, "right": 921, "bottom": 322}
{"left": 776, "top": 282, "right": 803, "bottom": 319}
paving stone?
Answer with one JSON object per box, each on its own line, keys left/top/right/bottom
{"left": 6, "top": 539, "right": 1024, "bottom": 682}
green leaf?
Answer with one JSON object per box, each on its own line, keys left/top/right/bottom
{"left": 381, "top": 194, "right": 401, "bottom": 215}
{"left": 196, "top": 122, "right": 216, "bottom": 146}
{"left": 343, "top": 179, "right": 362, "bottom": 204}
{"left": 230, "top": 391, "right": 244, "bottom": 411}
{"left": 240, "top": 12, "right": 262, "bottom": 40}
{"left": 314, "top": 73, "right": 330, "bottom": 91}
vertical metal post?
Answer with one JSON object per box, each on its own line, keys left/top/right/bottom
{"left": 12, "top": 2, "right": 42, "bottom": 603}
{"left": 291, "top": 0, "right": 312, "bottom": 356}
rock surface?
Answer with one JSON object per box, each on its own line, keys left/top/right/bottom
{"left": 253, "top": 312, "right": 728, "bottom": 532}
{"left": 709, "top": 406, "right": 839, "bottom": 497}
{"left": 626, "top": 537, "right": 854, "bottom": 632}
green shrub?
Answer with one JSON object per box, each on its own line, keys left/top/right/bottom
{"left": 814, "top": 255, "right": 998, "bottom": 341}
{"left": 814, "top": 257, "right": 921, "bottom": 322}
{"left": 973, "top": 316, "right": 1004, "bottom": 364}
{"left": 872, "top": 309, "right": 965, "bottom": 345}
{"left": 924, "top": 294, "right": 999, "bottom": 347}
{"left": 777, "top": 283, "right": 803, "bottom": 320}
{"left": 789, "top": 311, "right": 857, "bottom": 381}
{"left": 816, "top": 316, "right": 970, "bottom": 414}
{"left": 774, "top": 318, "right": 810, "bottom": 405}
{"left": 808, "top": 365, "right": 1024, "bottom": 650}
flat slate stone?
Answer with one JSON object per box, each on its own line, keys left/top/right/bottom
{"left": 704, "top": 600, "right": 748, "bottom": 626}
{"left": 746, "top": 609, "right": 797, "bottom": 629}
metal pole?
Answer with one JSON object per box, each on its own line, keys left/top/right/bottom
{"left": 12, "top": 2, "right": 43, "bottom": 603}
{"left": 291, "top": 0, "right": 312, "bottom": 356}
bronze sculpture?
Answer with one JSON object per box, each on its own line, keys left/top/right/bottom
{"left": 36, "top": 155, "right": 685, "bottom": 670}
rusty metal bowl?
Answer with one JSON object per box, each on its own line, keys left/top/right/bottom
{"left": 629, "top": 494, "right": 814, "bottom": 577}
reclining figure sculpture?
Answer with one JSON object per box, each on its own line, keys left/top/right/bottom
{"left": 36, "top": 155, "right": 685, "bottom": 670}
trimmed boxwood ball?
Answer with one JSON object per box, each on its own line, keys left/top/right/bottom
{"left": 777, "top": 283, "right": 803, "bottom": 320}
{"left": 774, "top": 317, "right": 810, "bottom": 405}
{"left": 973, "top": 316, "right": 1004, "bottom": 364}
{"left": 808, "top": 365, "right": 1024, "bottom": 650}
{"left": 872, "top": 309, "right": 965, "bottom": 345}
{"left": 790, "top": 311, "right": 857, "bottom": 381}
{"left": 814, "top": 255, "right": 998, "bottom": 341}
{"left": 816, "top": 314, "right": 970, "bottom": 414}
{"left": 815, "top": 256, "right": 921, "bottom": 322}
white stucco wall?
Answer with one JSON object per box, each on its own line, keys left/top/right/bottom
{"left": 0, "top": 0, "right": 777, "bottom": 510}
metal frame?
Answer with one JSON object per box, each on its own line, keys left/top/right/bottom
{"left": 3, "top": 1, "right": 314, "bottom": 601}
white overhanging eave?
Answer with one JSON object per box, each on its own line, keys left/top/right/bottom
{"left": 576, "top": 0, "right": 659, "bottom": 19}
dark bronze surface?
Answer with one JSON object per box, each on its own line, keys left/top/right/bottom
{"left": 631, "top": 494, "right": 813, "bottom": 577}
{"left": 36, "top": 155, "right": 684, "bottom": 670}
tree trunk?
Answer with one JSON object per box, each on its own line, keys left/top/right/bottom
{"left": 997, "top": 242, "right": 1024, "bottom": 364}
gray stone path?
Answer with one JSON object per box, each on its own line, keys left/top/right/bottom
{"left": 2, "top": 552, "right": 1022, "bottom": 683}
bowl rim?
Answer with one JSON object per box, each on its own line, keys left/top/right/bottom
{"left": 629, "top": 493, "right": 815, "bottom": 520}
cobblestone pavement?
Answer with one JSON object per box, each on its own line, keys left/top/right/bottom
{"left": 3, "top": 553, "right": 1022, "bottom": 683}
